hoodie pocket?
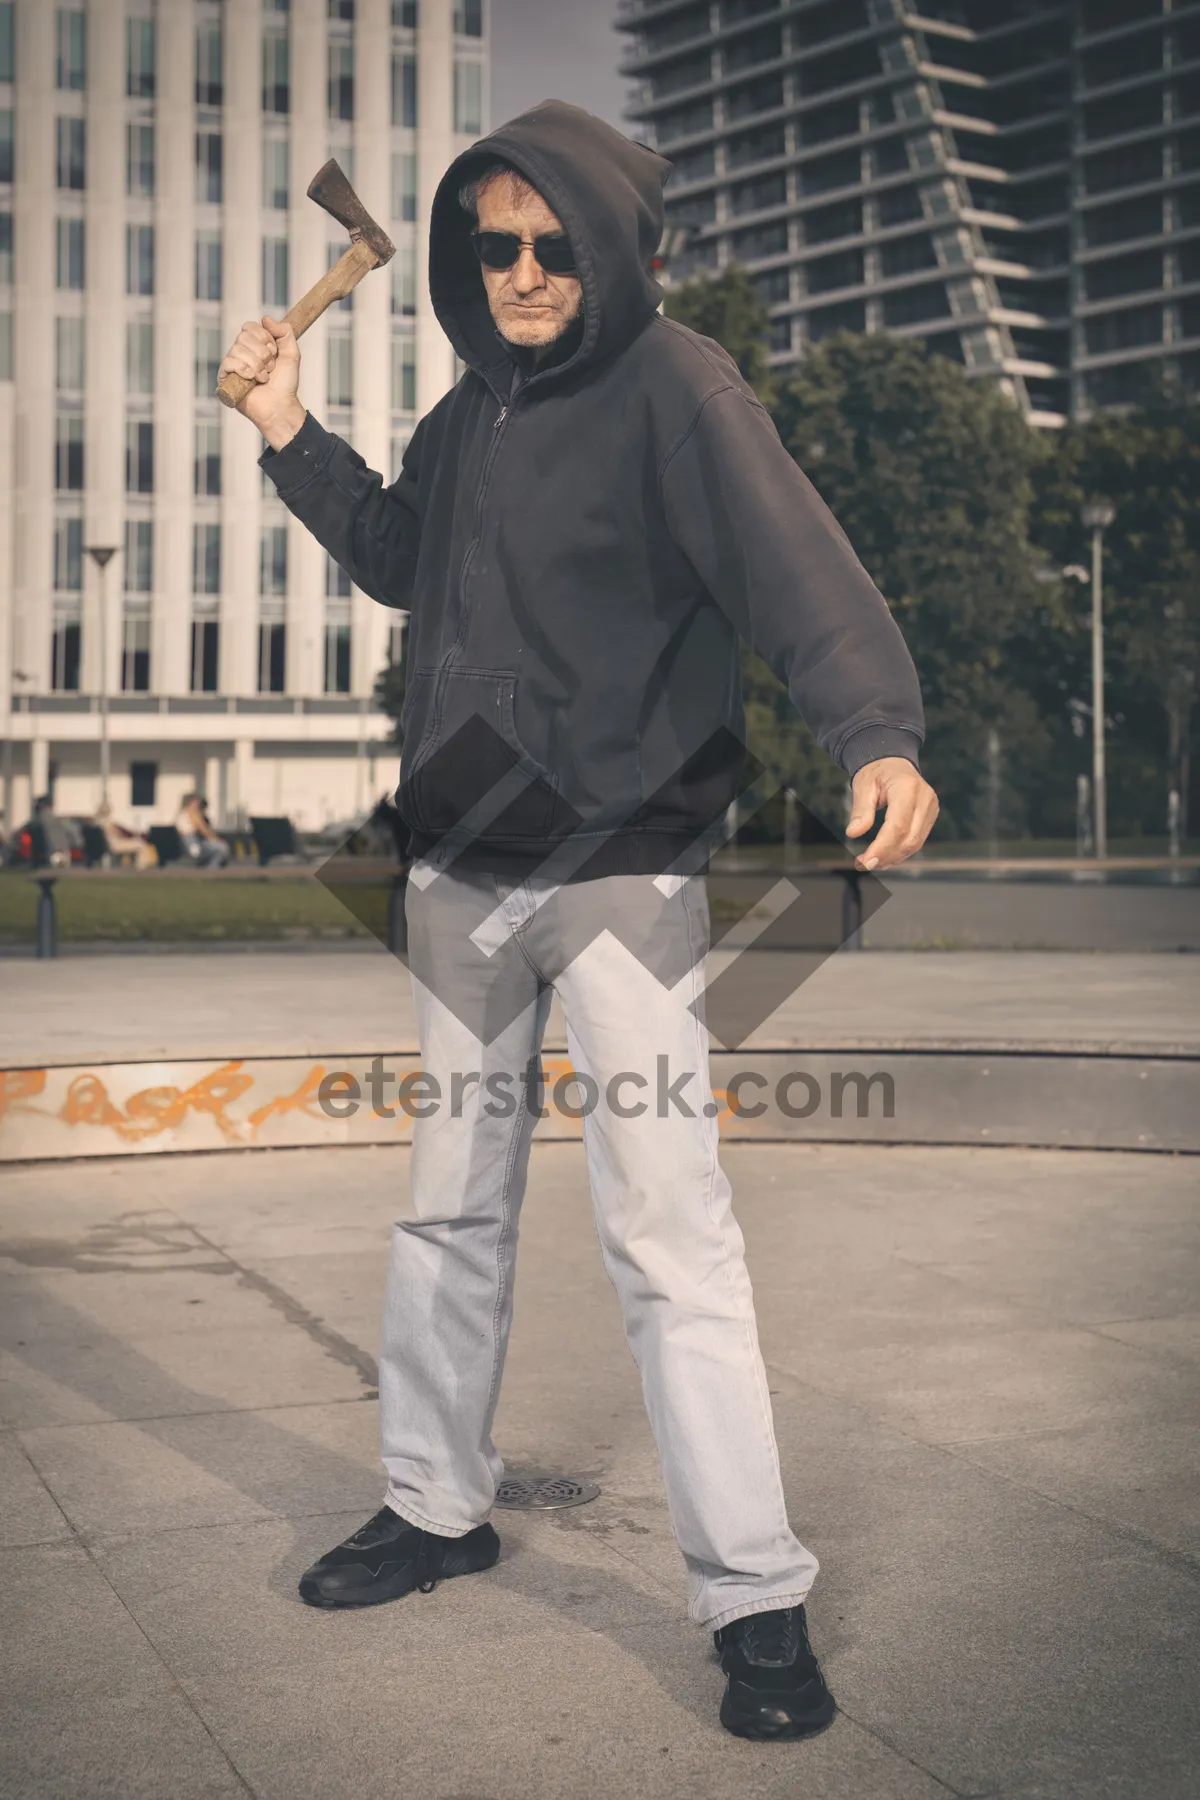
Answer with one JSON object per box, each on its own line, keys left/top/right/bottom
{"left": 400, "top": 668, "right": 560, "bottom": 841}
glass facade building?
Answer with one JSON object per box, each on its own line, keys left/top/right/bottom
{"left": 618, "top": 0, "right": 1199, "bottom": 423}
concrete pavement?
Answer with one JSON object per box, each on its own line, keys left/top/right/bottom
{"left": 1, "top": 1140, "right": 1197, "bottom": 1799}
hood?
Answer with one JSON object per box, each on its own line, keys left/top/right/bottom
{"left": 429, "top": 99, "right": 672, "bottom": 395}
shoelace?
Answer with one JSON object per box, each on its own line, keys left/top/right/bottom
{"left": 414, "top": 1533, "right": 447, "bottom": 1595}
{"left": 727, "top": 1606, "right": 807, "bottom": 1667}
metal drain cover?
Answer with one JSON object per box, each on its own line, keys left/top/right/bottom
{"left": 493, "top": 1474, "right": 600, "bottom": 1511}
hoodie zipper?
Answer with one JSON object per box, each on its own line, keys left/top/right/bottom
{"left": 445, "top": 386, "right": 518, "bottom": 671}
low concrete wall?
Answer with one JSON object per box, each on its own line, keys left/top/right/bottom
{"left": 2, "top": 1046, "right": 1194, "bottom": 1162}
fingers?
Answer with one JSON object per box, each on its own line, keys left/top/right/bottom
{"left": 846, "top": 770, "right": 881, "bottom": 839}
{"left": 218, "top": 320, "right": 282, "bottom": 387}
{"left": 262, "top": 315, "right": 300, "bottom": 359}
{"left": 857, "top": 779, "right": 940, "bottom": 871}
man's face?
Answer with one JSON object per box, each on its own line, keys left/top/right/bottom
{"left": 476, "top": 176, "right": 583, "bottom": 349}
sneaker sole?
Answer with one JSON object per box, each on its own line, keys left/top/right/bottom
{"left": 298, "top": 1530, "right": 500, "bottom": 1610}
{"left": 720, "top": 1689, "right": 837, "bottom": 1741}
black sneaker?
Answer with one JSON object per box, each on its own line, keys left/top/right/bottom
{"left": 298, "top": 1505, "right": 500, "bottom": 1609}
{"left": 715, "top": 1604, "right": 836, "bottom": 1740}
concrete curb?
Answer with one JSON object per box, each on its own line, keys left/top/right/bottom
{"left": 1, "top": 1045, "right": 1195, "bottom": 1161}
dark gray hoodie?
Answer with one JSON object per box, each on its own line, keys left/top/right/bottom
{"left": 261, "top": 99, "right": 924, "bottom": 873}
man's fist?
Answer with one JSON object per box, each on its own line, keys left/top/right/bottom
{"left": 218, "top": 315, "right": 306, "bottom": 449}
{"left": 846, "top": 757, "right": 939, "bottom": 871}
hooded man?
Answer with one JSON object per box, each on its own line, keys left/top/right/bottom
{"left": 220, "top": 100, "right": 938, "bottom": 1742}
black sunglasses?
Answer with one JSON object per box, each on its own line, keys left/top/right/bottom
{"left": 470, "top": 228, "right": 578, "bottom": 277}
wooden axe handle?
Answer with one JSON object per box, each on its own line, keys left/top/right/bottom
{"left": 216, "top": 238, "right": 382, "bottom": 410}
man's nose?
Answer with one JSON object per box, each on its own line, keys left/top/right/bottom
{"left": 510, "top": 246, "right": 547, "bottom": 294}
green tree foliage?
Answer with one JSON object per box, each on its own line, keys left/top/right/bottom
{"left": 770, "top": 332, "right": 1053, "bottom": 838}
{"left": 663, "top": 264, "right": 776, "bottom": 408}
{"left": 1030, "top": 393, "right": 1200, "bottom": 838}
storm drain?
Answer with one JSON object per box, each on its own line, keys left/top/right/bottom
{"left": 493, "top": 1475, "right": 600, "bottom": 1510}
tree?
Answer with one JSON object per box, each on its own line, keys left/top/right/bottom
{"left": 770, "top": 333, "right": 1053, "bottom": 838}
{"left": 663, "top": 264, "right": 776, "bottom": 407}
{"left": 1031, "top": 392, "right": 1200, "bottom": 839}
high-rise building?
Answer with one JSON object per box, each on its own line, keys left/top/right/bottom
{"left": 618, "top": 0, "right": 1199, "bottom": 426}
{"left": 0, "top": 0, "right": 489, "bottom": 836}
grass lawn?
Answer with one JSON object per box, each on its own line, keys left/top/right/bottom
{"left": 0, "top": 871, "right": 382, "bottom": 944}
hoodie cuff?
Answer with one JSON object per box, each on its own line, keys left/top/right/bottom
{"left": 258, "top": 411, "right": 335, "bottom": 499}
{"left": 839, "top": 725, "right": 923, "bottom": 777}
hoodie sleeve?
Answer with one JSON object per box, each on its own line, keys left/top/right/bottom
{"left": 259, "top": 407, "right": 433, "bottom": 611}
{"left": 659, "top": 384, "right": 925, "bottom": 777}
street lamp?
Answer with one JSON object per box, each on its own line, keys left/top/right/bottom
{"left": 84, "top": 544, "right": 119, "bottom": 808}
{"left": 1080, "top": 499, "right": 1116, "bottom": 860}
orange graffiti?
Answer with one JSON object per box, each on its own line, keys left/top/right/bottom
{"left": 247, "top": 1064, "right": 330, "bottom": 1133}
{"left": 0, "top": 1068, "right": 48, "bottom": 1118}
{"left": 59, "top": 1062, "right": 255, "bottom": 1143}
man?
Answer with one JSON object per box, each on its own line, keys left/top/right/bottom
{"left": 220, "top": 101, "right": 937, "bottom": 1742}
{"left": 176, "top": 792, "right": 230, "bottom": 868}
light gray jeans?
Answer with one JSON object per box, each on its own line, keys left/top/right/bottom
{"left": 379, "top": 859, "right": 818, "bottom": 1630}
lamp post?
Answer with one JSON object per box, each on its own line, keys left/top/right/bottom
{"left": 1080, "top": 500, "right": 1116, "bottom": 860}
{"left": 84, "top": 544, "right": 119, "bottom": 808}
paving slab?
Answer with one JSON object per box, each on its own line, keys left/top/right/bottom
{"left": 5, "top": 949, "right": 1199, "bottom": 1065}
{"left": 1, "top": 1141, "right": 1197, "bottom": 1800}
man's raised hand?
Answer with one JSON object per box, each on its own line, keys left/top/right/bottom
{"left": 218, "top": 315, "right": 306, "bottom": 450}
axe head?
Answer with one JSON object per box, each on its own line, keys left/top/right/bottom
{"left": 307, "top": 160, "right": 396, "bottom": 265}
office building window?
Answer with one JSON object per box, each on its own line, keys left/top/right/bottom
{"left": 127, "top": 319, "right": 154, "bottom": 394}
{"left": 195, "top": 324, "right": 222, "bottom": 396}
{"left": 126, "top": 17, "right": 154, "bottom": 96}
{"left": 55, "top": 117, "right": 85, "bottom": 190}
{"left": 392, "top": 54, "right": 417, "bottom": 127}
{"left": 55, "top": 316, "right": 84, "bottom": 390}
{"left": 51, "top": 614, "right": 81, "bottom": 691}
{"left": 54, "top": 515, "right": 83, "bottom": 591}
{"left": 327, "top": 333, "right": 353, "bottom": 406}
{"left": 326, "top": 552, "right": 351, "bottom": 597}
{"left": 391, "top": 336, "right": 416, "bottom": 411}
{"left": 324, "top": 618, "right": 351, "bottom": 693}
{"left": 191, "top": 618, "right": 219, "bottom": 693}
{"left": 0, "top": 211, "right": 12, "bottom": 285}
{"left": 126, "top": 419, "right": 153, "bottom": 494}
{"left": 127, "top": 122, "right": 154, "bottom": 197}
{"left": 0, "top": 109, "right": 12, "bottom": 184}
{"left": 55, "top": 414, "right": 83, "bottom": 490}
{"left": 329, "top": 0, "right": 355, "bottom": 15}
{"left": 195, "top": 231, "right": 223, "bottom": 300}
{"left": 392, "top": 151, "right": 417, "bottom": 222}
{"left": 392, "top": 245, "right": 416, "bottom": 315}
{"left": 56, "top": 9, "right": 85, "bottom": 90}
{"left": 393, "top": 1, "right": 417, "bottom": 26}
{"left": 329, "top": 41, "right": 354, "bottom": 120}
{"left": 193, "top": 522, "right": 221, "bottom": 594}
{"left": 196, "top": 129, "right": 223, "bottom": 204}
{"left": 126, "top": 223, "right": 154, "bottom": 295}
{"left": 0, "top": 5, "right": 13, "bottom": 84}
{"left": 454, "top": 61, "right": 482, "bottom": 134}
{"left": 263, "top": 137, "right": 289, "bottom": 209}
{"left": 130, "top": 761, "right": 157, "bottom": 806}
{"left": 261, "top": 524, "right": 287, "bottom": 597}
{"left": 258, "top": 620, "right": 286, "bottom": 692}
{"left": 195, "top": 422, "right": 221, "bottom": 495}
{"left": 455, "top": 1, "right": 483, "bottom": 35}
{"left": 390, "top": 433, "right": 410, "bottom": 482}
{"left": 196, "top": 20, "right": 222, "bottom": 105}
{"left": 263, "top": 236, "right": 289, "bottom": 307}
{"left": 121, "top": 610, "right": 151, "bottom": 692}
{"left": 327, "top": 236, "right": 353, "bottom": 310}
{"left": 124, "top": 519, "right": 153, "bottom": 593}
{"left": 56, "top": 218, "right": 85, "bottom": 289}
{"left": 263, "top": 27, "right": 289, "bottom": 113}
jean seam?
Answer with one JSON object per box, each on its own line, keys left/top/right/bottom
{"left": 705, "top": 1591, "right": 815, "bottom": 1632}
{"left": 681, "top": 876, "right": 793, "bottom": 1564}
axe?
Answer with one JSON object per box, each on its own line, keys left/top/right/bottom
{"left": 216, "top": 159, "right": 395, "bottom": 409}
